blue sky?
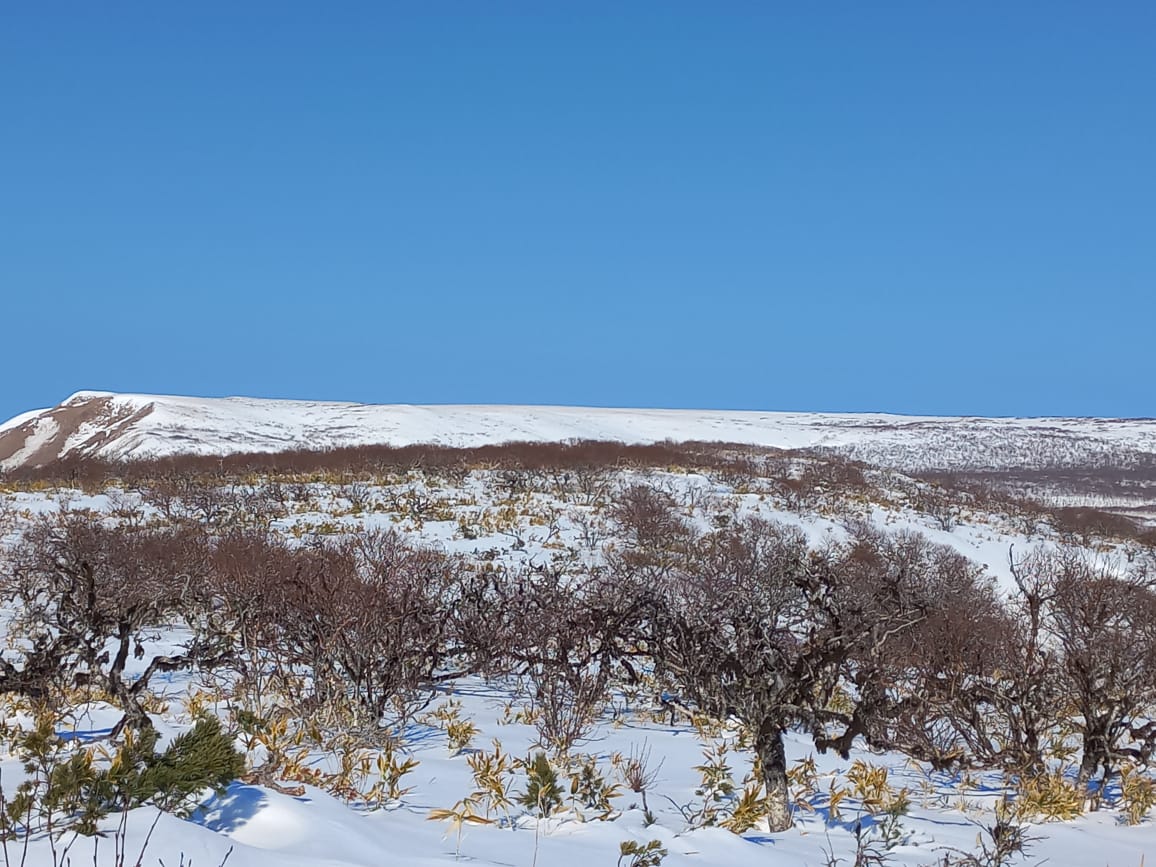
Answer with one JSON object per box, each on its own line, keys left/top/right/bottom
{"left": 2, "top": 3, "right": 1153, "bottom": 422}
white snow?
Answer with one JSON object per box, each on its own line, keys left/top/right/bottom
{"left": 2, "top": 426, "right": 1155, "bottom": 866}
{"left": 0, "top": 414, "right": 60, "bottom": 469}
{"left": 0, "top": 407, "right": 49, "bottom": 435}
{"left": 5, "top": 391, "right": 1156, "bottom": 474}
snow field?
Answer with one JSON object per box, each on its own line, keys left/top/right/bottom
{"left": 1, "top": 461, "right": 1154, "bottom": 866}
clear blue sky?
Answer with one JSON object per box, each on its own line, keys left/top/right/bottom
{"left": 3, "top": 2, "right": 1153, "bottom": 422}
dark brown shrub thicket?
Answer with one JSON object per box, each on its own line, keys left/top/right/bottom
{"left": 489, "top": 565, "right": 627, "bottom": 756}
{"left": 1044, "top": 552, "right": 1156, "bottom": 790}
{"left": 833, "top": 543, "right": 1156, "bottom": 807}
{"left": 1050, "top": 506, "right": 1156, "bottom": 546}
{"left": 206, "top": 527, "right": 504, "bottom": 730}
{"left": 2, "top": 464, "right": 1155, "bottom": 827}
{"left": 603, "top": 489, "right": 1156, "bottom": 824}
{"left": 613, "top": 515, "right": 1009, "bottom": 831}
{"left": 3, "top": 439, "right": 777, "bottom": 489}
{"left": 1, "top": 514, "right": 218, "bottom": 732}
{"left": 607, "top": 483, "right": 696, "bottom": 579}
{"left": 0, "top": 513, "right": 507, "bottom": 735}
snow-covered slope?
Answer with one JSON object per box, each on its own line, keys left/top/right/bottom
{"left": 3, "top": 390, "right": 1156, "bottom": 474}
{"left": 2, "top": 464, "right": 1155, "bottom": 865}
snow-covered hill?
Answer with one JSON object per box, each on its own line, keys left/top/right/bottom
{"left": 3, "top": 391, "right": 1156, "bottom": 478}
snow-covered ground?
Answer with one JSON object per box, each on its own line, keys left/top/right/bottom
{"left": 10, "top": 690, "right": 1152, "bottom": 867}
{"left": 5, "top": 391, "right": 1156, "bottom": 474}
{"left": 2, "top": 462, "right": 1154, "bottom": 866}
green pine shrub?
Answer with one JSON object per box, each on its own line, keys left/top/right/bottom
{"left": 518, "top": 752, "right": 563, "bottom": 817}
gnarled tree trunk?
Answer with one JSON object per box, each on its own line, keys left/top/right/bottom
{"left": 757, "top": 720, "right": 792, "bottom": 832}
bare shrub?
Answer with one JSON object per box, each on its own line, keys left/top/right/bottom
{"left": 8, "top": 438, "right": 786, "bottom": 493}
{"left": 209, "top": 527, "right": 500, "bottom": 734}
{"left": 492, "top": 565, "right": 638, "bottom": 757}
{"left": 620, "top": 517, "right": 1002, "bottom": 832}
{"left": 135, "top": 473, "right": 235, "bottom": 526}
{"left": 882, "top": 544, "right": 1156, "bottom": 805}
{"left": 1049, "top": 506, "right": 1146, "bottom": 547}
{"left": 606, "top": 484, "right": 695, "bottom": 581}
{"left": 1044, "top": 552, "right": 1156, "bottom": 799}
{"left": 842, "top": 529, "right": 1049, "bottom": 773}
{"left": 1, "top": 512, "right": 220, "bottom": 733}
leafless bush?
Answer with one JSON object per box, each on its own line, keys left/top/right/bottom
{"left": 843, "top": 528, "right": 1050, "bottom": 773}
{"left": 877, "top": 543, "right": 1156, "bottom": 800}
{"left": 616, "top": 517, "right": 1013, "bottom": 831}
{"left": 1, "top": 513, "right": 222, "bottom": 733}
{"left": 909, "top": 483, "right": 962, "bottom": 530}
{"left": 558, "top": 464, "right": 614, "bottom": 506}
{"left": 1043, "top": 551, "right": 1156, "bottom": 798}
{"left": 337, "top": 481, "right": 374, "bottom": 512}
{"left": 208, "top": 527, "right": 501, "bottom": 733}
{"left": 606, "top": 484, "right": 695, "bottom": 580}
{"left": 1049, "top": 506, "right": 1147, "bottom": 547}
{"left": 7, "top": 439, "right": 784, "bottom": 491}
{"left": 491, "top": 565, "right": 638, "bottom": 757}
{"left": 135, "top": 473, "right": 235, "bottom": 526}
{"left": 615, "top": 742, "right": 664, "bottom": 819}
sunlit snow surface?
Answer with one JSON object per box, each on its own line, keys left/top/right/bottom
{"left": 2, "top": 451, "right": 1155, "bottom": 864}
{"left": 4, "top": 391, "right": 1156, "bottom": 473}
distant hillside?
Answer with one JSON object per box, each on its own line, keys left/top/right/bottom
{"left": 2, "top": 391, "right": 1155, "bottom": 513}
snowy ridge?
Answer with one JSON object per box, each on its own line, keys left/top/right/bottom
{"left": 2, "top": 391, "right": 1156, "bottom": 473}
